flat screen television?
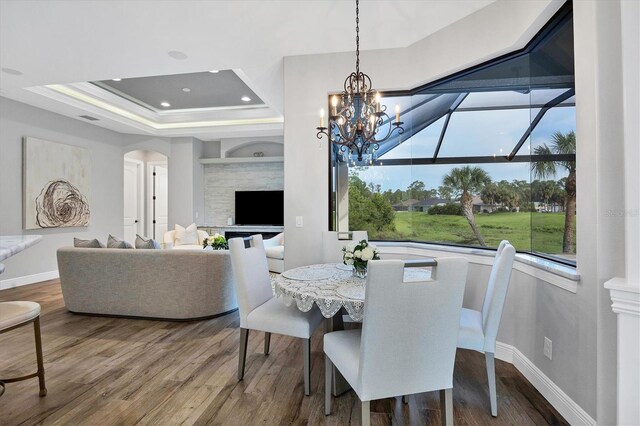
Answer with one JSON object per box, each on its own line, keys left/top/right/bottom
{"left": 235, "top": 190, "right": 284, "bottom": 226}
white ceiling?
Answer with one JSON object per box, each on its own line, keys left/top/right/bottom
{"left": 0, "top": 0, "right": 496, "bottom": 140}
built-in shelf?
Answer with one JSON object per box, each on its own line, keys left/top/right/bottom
{"left": 200, "top": 156, "right": 284, "bottom": 165}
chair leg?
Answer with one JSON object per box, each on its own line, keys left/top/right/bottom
{"left": 485, "top": 351, "right": 497, "bottom": 416}
{"left": 361, "top": 400, "right": 370, "bottom": 426}
{"left": 402, "top": 395, "right": 408, "bottom": 404}
{"left": 440, "top": 388, "right": 453, "bottom": 426}
{"left": 264, "top": 332, "right": 271, "bottom": 355}
{"left": 325, "top": 356, "right": 332, "bottom": 415}
{"left": 238, "top": 328, "right": 249, "bottom": 381}
{"left": 33, "top": 317, "right": 47, "bottom": 397}
{"left": 303, "top": 338, "right": 311, "bottom": 396}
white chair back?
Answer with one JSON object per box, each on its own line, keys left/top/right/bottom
{"left": 228, "top": 234, "right": 273, "bottom": 328}
{"left": 322, "top": 231, "right": 369, "bottom": 263}
{"left": 357, "top": 258, "right": 468, "bottom": 401}
{"left": 480, "top": 242, "right": 516, "bottom": 352}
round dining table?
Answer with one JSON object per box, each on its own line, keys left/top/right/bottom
{"left": 273, "top": 262, "right": 435, "bottom": 322}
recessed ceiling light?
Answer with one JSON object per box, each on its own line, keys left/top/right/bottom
{"left": 241, "top": 96, "right": 251, "bottom": 102}
{"left": 1, "top": 67, "right": 23, "bottom": 76}
{"left": 160, "top": 101, "right": 171, "bottom": 108}
{"left": 168, "top": 50, "right": 188, "bottom": 60}
{"left": 112, "top": 78, "right": 122, "bottom": 81}
{"left": 209, "top": 70, "right": 219, "bottom": 73}
{"left": 182, "top": 87, "right": 191, "bottom": 93}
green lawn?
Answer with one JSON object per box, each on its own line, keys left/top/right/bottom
{"left": 375, "top": 211, "right": 575, "bottom": 255}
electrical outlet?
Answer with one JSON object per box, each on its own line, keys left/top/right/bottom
{"left": 295, "top": 216, "right": 304, "bottom": 228}
{"left": 544, "top": 337, "right": 552, "bottom": 360}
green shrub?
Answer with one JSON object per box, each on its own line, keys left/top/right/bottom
{"left": 428, "top": 204, "right": 463, "bottom": 216}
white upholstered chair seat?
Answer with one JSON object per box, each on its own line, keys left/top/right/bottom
{"left": 246, "top": 297, "right": 323, "bottom": 339}
{"left": 457, "top": 307, "right": 485, "bottom": 351}
{"left": 323, "top": 329, "right": 361, "bottom": 392}
{"left": 264, "top": 246, "right": 284, "bottom": 260}
{"left": 0, "top": 301, "right": 41, "bottom": 330}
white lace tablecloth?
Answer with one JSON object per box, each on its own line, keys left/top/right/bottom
{"left": 273, "top": 263, "right": 432, "bottom": 321}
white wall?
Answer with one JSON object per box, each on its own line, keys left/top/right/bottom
{"left": 282, "top": 0, "right": 613, "bottom": 420}
{"left": 203, "top": 162, "right": 284, "bottom": 225}
{"left": 167, "top": 137, "right": 204, "bottom": 228}
{"left": 0, "top": 97, "right": 125, "bottom": 284}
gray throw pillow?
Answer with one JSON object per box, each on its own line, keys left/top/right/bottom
{"left": 107, "top": 234, "right": 133, "bottom": 249}
{"left": 135, "top": 234, "right": 160, "bottom": 249}
{"left": 73, "top": 237, "right": 104, "bottom": 248}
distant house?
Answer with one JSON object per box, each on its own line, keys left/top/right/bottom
{"left": 410, "top": 197, "right": 449, "bottom": 212}
{"left": 393, "top": 197, "right": 449, "bottom": 212}
{"left": 392, "top": 199, "right": 419, "bottom": 211}
{"left": 472, "top": 195, "right": 502, "bottom": 213}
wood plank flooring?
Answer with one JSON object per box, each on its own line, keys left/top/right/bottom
{"left": 0, "top": 280, "right": 567, "bottom": 425}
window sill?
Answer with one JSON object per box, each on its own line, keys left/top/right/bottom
{"left": 373, "top": 241, "right": 580, "bottom": 293}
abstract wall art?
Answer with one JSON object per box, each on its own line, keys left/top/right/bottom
{"left": 23, "top": 137, "right": 91, "bottom": 229}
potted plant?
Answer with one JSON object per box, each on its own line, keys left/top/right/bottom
{"left": 343, "top": 239, "right": 379, "bottom": 278}
{"left": 203, "top": 233, "right": 229, "bottom": 250}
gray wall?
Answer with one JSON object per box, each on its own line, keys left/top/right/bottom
{"left": 203, "top": 162, "right": 284, "bottom": 225}
{"left": 0, "top": 97, "right": 126, "bottom": 281}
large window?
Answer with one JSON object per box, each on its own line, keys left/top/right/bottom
{"left": 330, "top": 3, "right": 576, "bottom": 266}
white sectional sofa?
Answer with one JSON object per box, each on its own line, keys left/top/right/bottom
{"left": 57, "top": 247, "right": 237, "bottom": 320}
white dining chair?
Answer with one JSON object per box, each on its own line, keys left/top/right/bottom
{"left": 324, "top": 258, "right": 468, "bottom": 426}
{"left": 457, "top": 240, "right": 516, "bottom": 416}
{"left": 228, "top": 234, "right": 323, "bottom": 395}
{"left": 322, "top": 231, "right": 369, "bottom": 263}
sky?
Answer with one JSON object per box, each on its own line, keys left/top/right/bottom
{"left": 351, "top": 104, "right": 575, "bottom": 192}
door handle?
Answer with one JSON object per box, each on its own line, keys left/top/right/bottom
{"left": 134, "top": 220, "right": 139, "bottom": 223}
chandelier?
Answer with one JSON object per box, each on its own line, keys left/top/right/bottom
{"left": 316, "top": 0, "right": 404, "bottom": 163}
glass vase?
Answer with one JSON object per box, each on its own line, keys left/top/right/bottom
{"left": 353, "top": 264, "right": 367, "bottom": 279}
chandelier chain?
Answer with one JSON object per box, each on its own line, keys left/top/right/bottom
{"left": 355, "top": 0, "right": 359, "bottom": 76}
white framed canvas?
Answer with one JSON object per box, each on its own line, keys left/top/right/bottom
{"left": 23, "top": 137, "right": 91, "bottom": 229}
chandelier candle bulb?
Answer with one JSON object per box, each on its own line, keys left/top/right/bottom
{"left": 395, "top": 105, "right": 400, "bottom": 123}
{"left": 320, "top": 108, "right": 325, "bottom": 128}
{"left": 331, "top": 95, "right": 338, "bottom": 115}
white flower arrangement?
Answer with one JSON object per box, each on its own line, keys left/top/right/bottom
{"left": 342, "top": 239, "right": 379, "bottom": 270}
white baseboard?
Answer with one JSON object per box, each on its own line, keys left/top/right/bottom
{"left": 0, "top": 270, "right": 59, "bottom": 291}
{"left": 495, "top": 342, "right": 596, "bottom": 426}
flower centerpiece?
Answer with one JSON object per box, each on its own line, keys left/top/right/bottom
{"left": 343, "top": 239, "right": 379, "bottom": 278}
{"left": 202, "top": 233, "right": 228, "bottom": 250}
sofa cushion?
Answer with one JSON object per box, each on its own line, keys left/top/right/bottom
{"left": 73, "top": 237, "right": 104, "bottom": 248}
{"left": 135, "top": 234, "right": 160, "bottom": 249}
{"left": 265, "top": 245, "right": 284, "bottom": 260}
{"left": 107, "top": 234, "right": 133, "bottom": 249}
{"left": 174, "top": 223, "right": 199, "bottom": 246}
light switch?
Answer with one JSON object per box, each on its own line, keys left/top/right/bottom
{"left": 295, "top": 216, "right": 304, "bottom": 227}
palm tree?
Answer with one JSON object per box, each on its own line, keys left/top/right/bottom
{"left": 443, "top": 166, "right": 491, "bottom": 246}
{"left": 531, "top": 131, "right": 576, "bottom": 254}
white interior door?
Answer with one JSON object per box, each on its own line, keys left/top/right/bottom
{"left": 124, "top": 160, "right": 142, "bottom": 242}
{"left": 152, "top": 164, "right": 169, "bottom": 240}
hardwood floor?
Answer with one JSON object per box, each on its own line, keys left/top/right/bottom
{"left": 0, "top": 280, "right": 567, "bottom": 425}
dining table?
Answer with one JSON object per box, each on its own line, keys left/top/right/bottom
{"left": 272, "top": 258, "right": 438, "bottom": 395}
